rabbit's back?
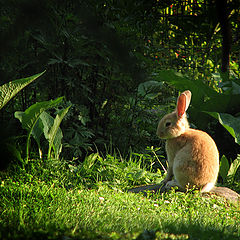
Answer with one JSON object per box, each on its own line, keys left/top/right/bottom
{"left": 166, "top": 129, "right": 219, "bottom": 190}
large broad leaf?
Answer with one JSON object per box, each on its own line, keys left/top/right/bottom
{"left": 47, "top": 105, "right": 71, "bottom": 159}
{"left": 155, "top": 70, "right": 240, "bottom": 128}
{"left": 15, "top": 98, "right": 64, "bottom": 136}
{"left": 154, "top": 70, "right": 218, "bottom": 108}
{"left": 15, "top": 110, "right": 46, "bottom": 159}
{"left": 14, "top": 97, "right": 64, "bottom": 162}
{"left": 15, "top": 97, "right": 64, "bottom": 132}
{"left": 15, "top": 111, "right": 53, "bottom": 158}
{"left": 0, "top": 71, "right": 45, "bottom": 110}
{"left": 205, "top": 112, "right": 240, "bottom": 144}
{"left": 155, "top": 70, "right": 240, "bottom": 112}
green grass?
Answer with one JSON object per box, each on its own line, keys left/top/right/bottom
{"left": 0, "top": 153, "right": 239, "bottom": 240}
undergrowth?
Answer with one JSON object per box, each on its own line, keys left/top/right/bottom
{"left": 0, "top": 151, "right": 239, "bottom": 240}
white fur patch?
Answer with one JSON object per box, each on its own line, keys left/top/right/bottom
{"left": 200, "top": 182, "right": 214, "bottom": 193}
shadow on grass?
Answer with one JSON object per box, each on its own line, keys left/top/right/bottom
{"left": 1, "top": 221, "right": 239, "bottom": 240}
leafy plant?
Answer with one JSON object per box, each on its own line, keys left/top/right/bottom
{"left": 15, "top": 97, "right": 71, "bottom": 162}
{"left": 219, "top": 155, "right": 240, "bottom": 184}
{"left": 155, "top": 70, "right": 240, "bottom": 113}
{"left": 0, "top": 72, "right": 45, "bottom": 168}
{"left": 1, "top": 1, "right": 240, "bottom": 155}
{"left": 155, "top": 69, "right": 240, "bottom": 146}
{"left": 137, "top": 80, "right": 163, "bottom": 99}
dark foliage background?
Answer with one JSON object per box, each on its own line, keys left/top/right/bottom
{"left": 1, "top": 0, "right": 240, "bottom": 161}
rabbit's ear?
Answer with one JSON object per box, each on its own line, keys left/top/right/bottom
{"left": 176, "top": 90, "right": 191, "bottom": 118}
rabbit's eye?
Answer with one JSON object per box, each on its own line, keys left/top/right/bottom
{"left": 165, "top": 122, "right": 171, "bottom": 127}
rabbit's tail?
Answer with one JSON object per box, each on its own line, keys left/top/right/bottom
{"left": 200, "top": 182, "right": 215, "bottom": 193}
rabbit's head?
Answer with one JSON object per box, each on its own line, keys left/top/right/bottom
{"left": 157, "top": 90, "right": 191, "bottom": 139}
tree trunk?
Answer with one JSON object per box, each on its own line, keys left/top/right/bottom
{"left": 215, "top": 0, "right": 232, "bottom": 73}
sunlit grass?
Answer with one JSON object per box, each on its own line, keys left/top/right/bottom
{"left": 0, "top": 154, "right": 239, "bottom": 240}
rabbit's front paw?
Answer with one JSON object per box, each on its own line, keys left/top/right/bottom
{"left": 165, "top": 179, "right": 179, "bottom": 189}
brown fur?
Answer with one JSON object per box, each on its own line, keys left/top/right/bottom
{"left": 157, "top": 90, "right": 219, "bottom": 192}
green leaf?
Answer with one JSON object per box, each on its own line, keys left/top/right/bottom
{"left": 52, "top": 128, "right": 63, "bottom": 159}
{"left": 32, "top": 117, "right": 44, "bottom": 148}
{"left": 219, "top": 155, "right": 230, "bottom": 183}
{"left": 205, "top": 112, "right": 240, "bottom": 144}
{"left": 14, "top": 97, "right": 64, "bottom": 163}
{"left": 138, "top": 81, "right": 163, "bottom": 99}
{"left": 155, "top": 70, "right": 218, "bottom": 108}
{"left": 15, "top": 110, "right": 43, "bottom": 157}
{"left": 47, "top": 105, "right": 71, "bottom": 159}
{"left": 39, "top": 111, "right": 55, "bottom": 140}
{"left": 32, "top": 111, "right": 54, "bottom": 159}
{"left": 14, "top": 111, "right": 24, "bottom": 123}
{"left": 83, "top": 153, "right": 99, "bottom": 169}
{"left": 227, "top": 155, "right": 240, "bottom": 183}
{"left": 0, "top": 71, "right": 45, "bottom": 110}
{"left": 18, "top": 97, "right": 64, "bottom": 132}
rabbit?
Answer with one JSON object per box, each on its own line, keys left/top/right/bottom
{"left": 156, "top": 90, "right": 219, "bottom": 193}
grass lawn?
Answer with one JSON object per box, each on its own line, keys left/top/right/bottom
{"left": 0, "top": 154, "right": 239, "bottom": 240}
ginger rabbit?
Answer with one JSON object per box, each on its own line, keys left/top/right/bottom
{"left": 157, "top": 90, "right": 219, "bottom": 192}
